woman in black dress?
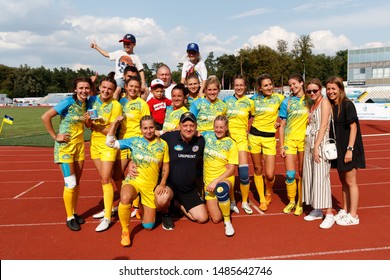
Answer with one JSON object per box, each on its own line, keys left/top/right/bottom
{"left": 325, "top": 77, "right": 365, "bottom": 226}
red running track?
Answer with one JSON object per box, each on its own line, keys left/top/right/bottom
{"left": 0, "top": 120, "right": 390, "bottom": 260}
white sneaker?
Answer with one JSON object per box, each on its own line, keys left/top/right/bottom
{"left": 320, "top": 214, "right": 335, "bottom": 229}
{"left": 224, "top": 221, "right": 235, "bottom": 237}
{"left": 230, "top": 201, "right": 240, "bottom": 214}
{"left": 92, "top": 207, "right": 117, "bottom": 219}
{"left": 334, "top": 209, "right": 347, "bottom": 221}
{"left": 304, "top": 209, "right": 324, "bottom": 221}
{"left": 95, "top": 218, "right": 111, "bottom": 232}
{"left": 241, "top": 202, "right": 253, "bottom": 215}
{"left": 336, "top": 213, "right": 359, "bottom": 226}
{"left": 131, "top": 208, "right": 139, "bottom": 218}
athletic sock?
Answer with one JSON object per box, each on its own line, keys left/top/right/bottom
{"left": 240, "top": 183, "right": 250, "bottom": 203}
{"left": 254, "top": 174, "right": 266, "bottom": 203}
{"left": 265, "top": 176, "right": 275, "bottom": 196}
{"left": 72, "top": 185, "right": 80, "bottom": 214}
{"left": 63, "top": 187, "right": 75, "bottom": 219}
{"left": 103, "top": 183, "right": 114, "bottom": 219}
{"left": 219, "top": 200, "right": 231, "bottom": 223}
{"left": 286, "top": 179, "right": 297, "bottom": 202}
{"left": 118, "top": 202, "right": 132, "bottom": 233}
{"left": 132, "top": 195, "right": 140, "bottom": 209}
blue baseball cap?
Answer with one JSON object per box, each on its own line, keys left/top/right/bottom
{"left": 119, "top": 34, "right": 136, "bottom": 43}
{"left": 187, "top": 43, "right": 199, "bottom": 52}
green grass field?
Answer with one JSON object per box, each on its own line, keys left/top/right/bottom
{"left": 0, "top": 106, "right": 91, "bottom": 147}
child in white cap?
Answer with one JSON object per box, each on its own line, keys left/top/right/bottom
{"left": 147, "top": 79, "right": 172, "bottom": 130}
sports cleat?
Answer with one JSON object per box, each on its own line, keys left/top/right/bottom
{"left": 241, "top": 202, "right": 253, "bottom": 215}
{"left": 66, "top": 218, "right": 80, "bottom": 231}
{"left": 162, "top": 214, "right": 174, "bottom": 230}
{"left": 120, "top": 231, "right": 131, "bottom": 247}
{"left": 230, "top": 201, "right": 240, "bottom": 214}
{"left": 294, "top": 205, "right": 303, "bottom": 216}
{"left": 92, "top": 207, "right": 118, "bottom": 219}
{"left": 283, "top": 201, "right": 296, "bottom": 213}
{"left": 131, "top": 208, "right": 141, "bottom": 220}
{"left": 320, "top": 214, "right": 335, "bottom": 229}
{"left": 259, "top": 202, "right": 268, "bottom": 212}
{"left": 73, "top": 214, "right": 85, "bottom": 224}
{"left": 95, "top": 218, "right": 111, "bottom": 232}
{"left": 224, "top": 221, "right": 235, "bottom": 237}
{"left": 265, "top": 194, "right": 272, "bottom": 205}
{"left": 334, "top": 209, "right": 347, "bottom": 221}
{"left": 304, "top": 209, "right": 324, "bottom": 221}
{"left": 336, "top": 213, "right": 359, "bottom": 226}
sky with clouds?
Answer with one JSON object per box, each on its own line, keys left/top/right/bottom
{"left": 1, "top": 0, "right": 390, "bottom": 77}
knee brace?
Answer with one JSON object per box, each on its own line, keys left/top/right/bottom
{"left": 238, "top": 165, "right": 250, "bottom": 185}
{"left": 60, "top": 163, "right": 71, "bottom": 177}
{"left": 142, "top": 222, "right": 155, "bottom": 229}
{"left": 64, "top": 174, "right": 77, "bottom": 189}
{"left": 286, "top": 170, "right": 296, "bottom": 183}
{"left": 215, "top": 182, "right": 230, "bottom": 203}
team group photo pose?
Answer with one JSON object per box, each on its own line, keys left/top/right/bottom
{"left": 37, "top": 32, "right": 370, "bottom": 249}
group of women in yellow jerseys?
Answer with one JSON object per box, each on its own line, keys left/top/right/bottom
{"left": 42, "top": 71, "right": 364, "bottom": 247}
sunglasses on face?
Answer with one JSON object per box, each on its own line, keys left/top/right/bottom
{"left": 306, "top": 89, "right": 320, "bottom": 94}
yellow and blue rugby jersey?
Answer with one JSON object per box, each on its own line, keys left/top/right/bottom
{"left": 118, "top": 136, "right": 169, "bottom": 187}
{"left": 202, "top": 131, "right": 238, "bottom": 186}
{"left": 224, "top": 95, "right": 254, "bottom": 133}
{"left": 162, "top": 105, "right": 188, "bottom": 131}
{"left": 279, "top": 95, "right": 309, "bottom": 141}
{"left": 54, "top": 96, "right": 86, "bottom": 143}
{"left": 88, "top": 95, "right": 122, "bottom": 141}
{"left": 190, "top": 98, "right": 227, "bottom": 132}
{"left": 251, "top": 93, "right": 284, "bottom": 133}
{"left": 186, "top": 95, "right": 199, "bottom": 109}
{"left": 119, "top": 97, "right": 150, "bottom": 138}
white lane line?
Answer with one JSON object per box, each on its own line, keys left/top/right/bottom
{"left": 241, "top": 246, "right": 390, "bottom": 260}
{"left": 13, "top": 181, "right": 45, "bottom": 199}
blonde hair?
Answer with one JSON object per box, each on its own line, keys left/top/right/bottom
{"left": 205, "top": 75, "right": 221, "bottom": 91}
{"left": 214, "top": 115, "right": 230, "bottom": 137}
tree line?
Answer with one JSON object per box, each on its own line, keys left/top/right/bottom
{"left": 0, "top": 35, "right": 347, "bottom": 99}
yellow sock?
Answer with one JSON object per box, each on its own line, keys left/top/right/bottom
{"left": 72, "top": 185, "right": 80, "bottom": 214}
{"left": 118, "top": 202, "right": 132, "bottom": 232}
{"left": 132, "top": 196, "right": 140, "bottom": 209}
{"left": 285, "top": 180, "right": 297, "bottom": 202}
{"left": 297, "top": 177, "right": 302, "bottom": 207}
{"left": 254, "top": 174, "right": 265, "bottom": 203}
{"left": 229, "top": 183, "right": 235, "bottom": 202}
{"left": 240, "top": 183, "right": 250, "bottom": 203}
{"left": 63, "top": 187, "right": 75, "bottom": 219}
{"left": 103, "top": 183, "right": 114, "bottom": 219}
{"left": 219, "top": 200, "right": 231, "bottom": 223}
{"left": 265, "top": 176, "right": 275, "bottom": 196}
